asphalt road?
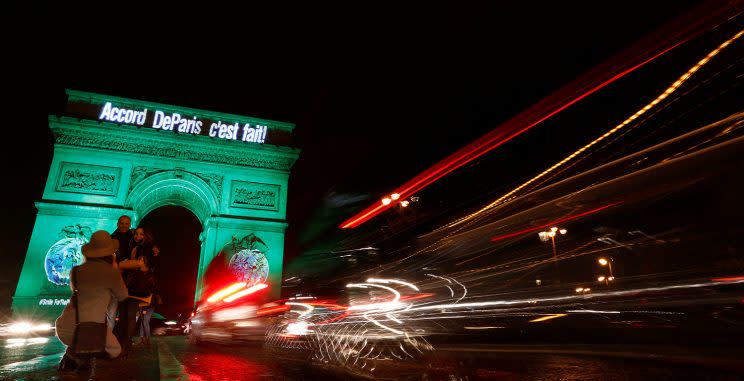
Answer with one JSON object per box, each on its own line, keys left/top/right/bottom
{"left": 0, "top": 336, "right": 742, "bottom": 380}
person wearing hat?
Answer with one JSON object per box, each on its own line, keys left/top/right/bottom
{"left": 55, "top": 230, "right": 129, "bottom": 369}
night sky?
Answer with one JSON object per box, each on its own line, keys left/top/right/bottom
{"left": 1, "top": 1, "right": 724, "bottom": 314}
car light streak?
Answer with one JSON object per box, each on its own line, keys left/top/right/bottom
{"left": 207, "top": 282, "right": 246, "bottom": 303}
{"left": 223, "top": 283, "right": 268, "bottom": 303}
{"left": 445, "top": 29, "right": 744, "bottom": 229}
{"left": 530, "top": 314, "right": 567, "bottom": 322}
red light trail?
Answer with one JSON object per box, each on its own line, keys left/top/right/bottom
{"left": 340, "top": 41, "right": 682, "bottom": 229}
{"left": 340, "top": 3, "right": 733, "bottom": 229}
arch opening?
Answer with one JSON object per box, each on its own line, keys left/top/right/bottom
{"left": 138, "top": 205, "right": 203, "bottom": 320}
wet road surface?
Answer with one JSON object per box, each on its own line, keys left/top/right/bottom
{"left": 0, "top": 336, "right": 742, "bottom": 380}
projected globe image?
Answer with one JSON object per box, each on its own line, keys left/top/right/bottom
{"left": 44, "top": 237, "right": 86, "bottom": 286}
{"left": 222, "top": 234, "right": 269, "bottom": 286}
{"left": 229, "top": 249, "right": 269, "bottom": 286}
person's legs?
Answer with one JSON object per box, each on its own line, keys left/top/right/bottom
{"left": 123, "top": 300, "right": 138, "bottom": 353}
{"left": 55, "top": 314, "right": 74, "bottom": 347}
{"left": 114, "top": 299, "right": 138, "bottom": 356}
{"left": 143, "top": 307, "right": 153, "bottom": 338}
{"left": 137, "top": 307, "right": 145, "bottom": 344}
{"left": 55, "top": 314, "right": 79, "bottom": 371}
{"left": 138, "top": 311, "right": 144, "bottom": 338}
{"left": 113, "top": 301, "right": 127, "bottom": 349}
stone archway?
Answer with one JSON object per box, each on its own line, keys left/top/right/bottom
{"left": 12, "top": 89, "right": 299, "bottom": 320}
{"left": 127, "top": 170, "right": 219, "bottom": 225}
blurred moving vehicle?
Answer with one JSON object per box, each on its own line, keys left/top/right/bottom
{"left": 152, "top": 315, "right": 188, "bottom": 337}
{"left": 187, "top": 282, "right": 287, "bottom": 344}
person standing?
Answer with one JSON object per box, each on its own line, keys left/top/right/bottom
{"left": 139, "top": 293, "right": 161, "bottom": 346}
{"left": 107, "top": 215, "right": 134, "bottom": 329}
{"left": 56, "top": 231, "right": 128, "bottom": 369}
{"left": 111, "top": 215, "right": 133, "bottom": 264}
{"left": 114, "top": 227, "right": 156, "bottom": 355}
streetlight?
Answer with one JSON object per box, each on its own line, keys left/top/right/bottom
{"left": 575, "top": 287, "right": 591, "bottom": 294}
{"left": 538, "top": 226, "right": 567, "bottom": 263}
{"left": 597, "top": 257, "right": 615, "bottom": 285}
{"left": 598, "top": 257, "right": 614, "bottom": 278}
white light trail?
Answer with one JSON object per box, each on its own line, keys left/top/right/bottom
{"left": 346, "top": 283, "right": 403, "bottom": 311}
{"left": 286, "top": 302, "right": 315, "bottom": 318}
{"left": 366, "top": 278, "right": 420, "bottom": 291}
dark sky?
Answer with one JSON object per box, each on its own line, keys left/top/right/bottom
{"left": 1, "top": 1, "right": 723, "bottom": 308}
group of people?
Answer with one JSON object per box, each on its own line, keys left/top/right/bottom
{"left": 55, "top": 215, "right": 161, "bottom": 369}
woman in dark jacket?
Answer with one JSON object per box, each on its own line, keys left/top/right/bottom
{"left": 114, "top": 227, "right": 156, "bottom": 356}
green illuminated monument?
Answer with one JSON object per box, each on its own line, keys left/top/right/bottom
{"left": 12, "top": 90, "right": 300, "bottom": 320}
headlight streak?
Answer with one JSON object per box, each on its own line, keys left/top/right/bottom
{"left": 366, "top": 278, "right": 421, "bottom": 291}
{"left": 566, "top": 309, "right": 685, "bottom": 315}
{"left": 399, "top": 342, "right": 415, "bottom": 359}
{"left": 222, "top": 283, "right": 268, "bottom": 303}
{"left": 362, "top": 311, "right": 405, "bottom": 335}
{"left": 386, "top": 313, "right": 403, "bottom": 324}
{"left": 403, "top": 279, "right": 744, "bottom": 314}
{"left": 450, "top": 276, "right": 468, "bottom": 303}
{"left": 346, "top": 283, "right": 402, "bottom": 311}
{"left": 268, "top": 278, "right": 437, "bottom": 376}
{"left": 269, "top": 275, "right": 734, "bottom": 377}
{"left": 286, "top": 302, "right": 315, "bottom": 318}
{"left": 425, "top": 274, "right": 468, "bottom": 303}
{"left": 206, "top": 282, "right": 246, "bottom": 303}
{"left": 347, "top": 282, "right": 408, "bottom": 336}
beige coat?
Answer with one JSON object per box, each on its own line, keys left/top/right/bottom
{"left": 55, "top": 258, "right": 128, "bottom": 357}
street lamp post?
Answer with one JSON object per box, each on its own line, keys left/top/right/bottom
{"left": 538, "top": 227, "right": 567, "bottom": 264}
{"left": 538, "top": 227, "right": 567, "bottom": 285}
{"left": 598, "top": 257, "right": 614, "bottom": 277}
{"left": 597, "top": 257, "right": 615, "bottom": 285}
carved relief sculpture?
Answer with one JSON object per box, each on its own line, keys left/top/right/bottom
{"left": 56, "top": 162, "right": 121, "bottom": 196}
{"left": 230, "top": 181, "right": 280, "bottom": 211}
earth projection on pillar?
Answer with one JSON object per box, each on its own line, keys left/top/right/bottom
{"left": 43, "top": 225, "right": 91, "bottom": 286}
{"left": 223, "top": 234, "right": 269, "bottom": 286}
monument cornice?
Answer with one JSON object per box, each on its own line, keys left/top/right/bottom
{"left": 49, "top": 117, "right": 300, "bottom": 172}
